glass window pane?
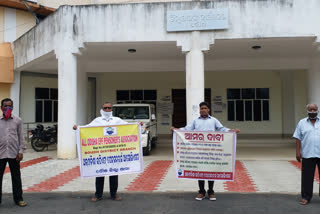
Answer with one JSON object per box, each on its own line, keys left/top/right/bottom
{"left": 130, "top": 90, "right": 143, "bottom": 100}
{"left": 35, "top": 88, "right": 49, "bottom": 99}
{"left": 113, "top": 106, "right": 149, "bottom": 119}
{"left": 242, "top": 88, "right": 255, "bottom": 99}
{"left": 144, "top": 90, "right": 157, "bottom": 100}
{"left": 236, "top": 100, "right": 244, "bottom": 121}
{"left": 263, "top": 100, "right": 269, "bottom": 120}
{"left": 227, "top": 101, "right": 235, "bottom": 121}
{"left": 227, "top": 89, "right": 240, "bottom": 99}
{"left": 50, "top": 88, "right": 58, "bottom": 100}
{"left": 54, "top": 101, "right": 58, "bottom": 122}
{"left": 44, "top": 100, "right": 52, "bottom": 122}
{"left": 254, "top": 100, "right": 262, "bottom": 121}
{"left": 245, "top": 100, "right": 253, "bottom": 121}
{"left": 35, "top": 100, "right": 43, "bottom": 122}
{"left": 117, "top": 90, "right": 129, "bottom": 100}
{"left": 256, "top": 88, "right": 269, "bottom": 99}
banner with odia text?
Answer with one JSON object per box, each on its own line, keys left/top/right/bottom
{"left": 173, "top": 130, "right": 236, "bottom": 181}
{"left": 76, "top": 124, "right": 143, "bottom": 178}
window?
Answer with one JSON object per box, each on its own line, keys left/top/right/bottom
{"left": 227, "top": 88, "right": 270, "bottom": 121}
{"left": 113, "top": 106, "right": 149, "bottom": 119}
{"left": 35, "top": 88, "right": 58, "bottom": 122}
{"left": 116, "top": 90, "right": 157, "bottom": 106}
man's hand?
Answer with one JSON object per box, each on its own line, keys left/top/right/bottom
{"left": 73, "top": 125, "right": 78, "bottom": 130}
{"left": 296, "top": 151, "right": 302, "bottom": 162}
{"left": 16, "top": 153, "right": 23, "bottom": 162}
{"left": 229, "top": 128, "right": 240, "bottom": 133}
{"left": 170, "top": 126, "right": 177, "bottom": 132}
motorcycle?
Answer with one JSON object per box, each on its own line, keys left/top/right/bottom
{"left": 28, "top": 124, "right": 57, "bottom": 152}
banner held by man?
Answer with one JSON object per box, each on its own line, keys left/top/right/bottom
{"left": 76, "top": 123, "right": 143, "bottom": 178}
{"left": 173, "top": 130, "right": 236, "bottom": 181}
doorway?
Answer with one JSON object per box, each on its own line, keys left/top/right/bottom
{"left": 171, "top": 89, "right": 211, "bottom": 128}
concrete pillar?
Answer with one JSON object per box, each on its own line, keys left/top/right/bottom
{"left": 280, "top": 71, "right": 295, "bottom": 135}
{"left": 57, "top": 52, "right": 78, "bottom": 159}
{"left": 10, "top": 70, "right": 21, "bottom": 117}
{"left": 77, "top": 62, "right": 88, "bottom": 126}
{"left": 307, "top": 56, "right": 320, "bottom": 105}
{"left": 185, "top": 31, "right": 205, "bottom": 123}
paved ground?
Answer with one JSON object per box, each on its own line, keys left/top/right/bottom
{"left": 2, "top": 192, "right": 320, "bottom": 214}
{"left": 2, "top": 136, "right": 320, "bottom": 212}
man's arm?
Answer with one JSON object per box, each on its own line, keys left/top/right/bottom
{"left": 296, "top": 139, "right": 302, "bottom": 162}
{"left": 17, "top": 119, "right": 26, "bottom": 161}
{"left": 214, "top": 118, "right": 230, "bottom": 132}
{"left": 293, "top": 122, "right": 302, "bottom": 162}
{"left": 73, "top": 118, "right": 100, "bottom": 130}
{"left": 171, "top": 120, "right": 195, "bottom": 132}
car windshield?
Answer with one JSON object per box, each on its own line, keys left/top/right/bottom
{"left": 113, "top": 106, "right": 149, "bottom": 119}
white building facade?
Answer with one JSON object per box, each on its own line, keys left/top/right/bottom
{"left": 11, "top": 0, "right": 320, "bottom": 159}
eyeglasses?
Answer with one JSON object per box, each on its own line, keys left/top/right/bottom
{"left": 103, "top": 107, "right": 112, "bottom": 110}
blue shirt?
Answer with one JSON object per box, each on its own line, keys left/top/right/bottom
{"left": 293, "top": 117, "right": 320, "bottom": 158}
{"left": 181, "top": 115, "right": 230, "bottom": 132}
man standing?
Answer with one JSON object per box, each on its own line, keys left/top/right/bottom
{"left": 0, "top": 98, "right": 27, "bottom": 207}
{"left": 73, "top": 102, "right": 127, "bottom": 202}
{"left": 171, "top": 101, "right": 240, "bottom": 201}
{"left": 293, "top": 103, "right": 320, "bottom": 205}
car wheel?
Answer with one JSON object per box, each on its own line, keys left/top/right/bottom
{"left": 151, "top": 137, "right": 157, "bottom": 148}
{"left": 143, "top": 136, "right": 151, "bottom": 156}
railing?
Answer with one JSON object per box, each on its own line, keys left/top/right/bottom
{"left": 23, "top": 122, "right": 57, "bottom": 143}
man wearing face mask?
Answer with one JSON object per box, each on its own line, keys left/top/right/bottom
{"left": 293, "top": 104, "right": 320, "bottom": 205}
{"left": 0, "top": 98, "right": 27, "bottom": 207}
{"left": 73, "top": 102, "right": 128, "bottom": 202}
{"left": 171, "top": 102, "right": 240, "bottom": 201}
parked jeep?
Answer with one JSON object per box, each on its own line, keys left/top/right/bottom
{"left": 113, "top": 104, "right": 157, "bottom": 155}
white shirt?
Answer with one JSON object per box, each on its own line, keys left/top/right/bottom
{"left": 86, "top": 116, "right": 128, "bottom": 127}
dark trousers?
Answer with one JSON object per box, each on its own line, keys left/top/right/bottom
{"left": 95, "top": 175, "right": 118, "bottom": 199}
{"left": 301, "top": 158, "right": 320, "bottom": 201}
{"left": 0, "top": 158, "right": 23, "bottom": 204}
{"left": 198, "top": 180, "right": 214, "bottom": 195}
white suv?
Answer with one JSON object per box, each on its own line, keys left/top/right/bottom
{"left": 113, "top": 104, "right": 157, "bottom": 155}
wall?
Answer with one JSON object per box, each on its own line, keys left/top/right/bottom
{"left": 13, "top": 0, "right": 320, "bottom": 69}
{"left": 20, "top": 72, "right": 95, "bottom": 124}
{"left": 38, "top": 0, "right": 193, "bottom": 9}
{"left": 20, "top": 69, "right": 310, "bottom": 135}
{"left": 207, "top": 71, "right": 282, "bottom": 135}
{"left": 20, "top": 73, "right": 58, "bottom": 123}
{"left": 96, "top": 70, "right": 283, "bottom": 134}
{"left": 16, "top": 9, "right": 36, "bottom": 39}
{"left": 0, "top": 83, "right": 10, "bottom": 102}
{"left": 0, "top": 7, "right": 4, "bottom": 43}
{"left": 294, "top": 70, "right": 307, "bottom": 125}
{"left": 0, "top": 7, "right": 36, "bottom": 109}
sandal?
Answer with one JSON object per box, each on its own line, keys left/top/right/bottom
{"left": 111, "top": 195, "right": 122, "bottom": 201}
{"left": 16, "top": 201, "right": 27, "bottom": 207}
{"left": 91, "top": 196, "right": 102, "bottom": 202}
{"left": 299, "top": 198, "right": 309, "bottom": 205}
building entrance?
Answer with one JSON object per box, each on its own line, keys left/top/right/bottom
{"left": 171, "top": 89, "right": 211, "bottom": 128}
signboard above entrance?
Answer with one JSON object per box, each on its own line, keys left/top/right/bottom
{"left": 167, "top": 9, "right": 228, "bottom": 32}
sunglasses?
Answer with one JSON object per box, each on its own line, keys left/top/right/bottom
{"left": 103, "top": 107, "right": 112, "bottom": 110}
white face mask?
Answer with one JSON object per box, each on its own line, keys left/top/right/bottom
{"left": 100, "top": 109, "right": 113, "bottom": 119}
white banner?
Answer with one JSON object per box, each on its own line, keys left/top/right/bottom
{"left": 173, "top": 130, "right": 236, "bottom": 181}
